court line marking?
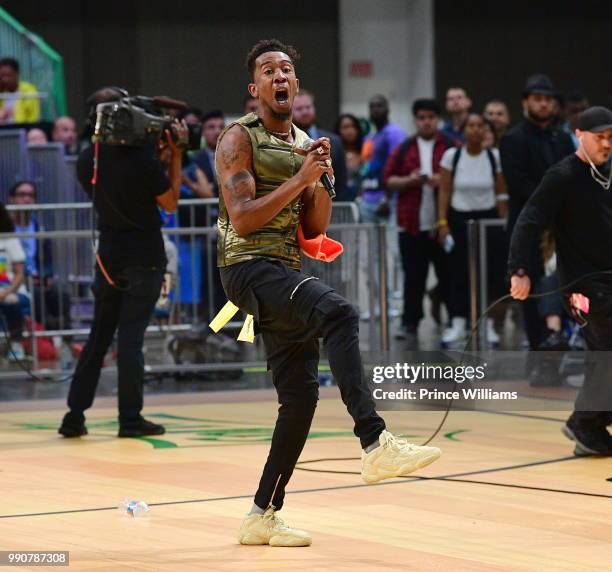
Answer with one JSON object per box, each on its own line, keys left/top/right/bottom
{"left": 1, "top": 455, "right": 603, "bottom": 520}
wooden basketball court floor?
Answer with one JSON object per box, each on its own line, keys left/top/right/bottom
{"left": 0, "top": 388, "right": 610, "bottom": 571}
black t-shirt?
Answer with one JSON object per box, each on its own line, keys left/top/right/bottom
{"left": 508, "top": 154, "right": 612, "bottom": 290}
{"left": 77, "top": 144, "right": 170, "bottom": 272}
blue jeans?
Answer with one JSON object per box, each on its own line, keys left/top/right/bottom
{"left": 66, "top": 266, "right": 163, "bottom": 422}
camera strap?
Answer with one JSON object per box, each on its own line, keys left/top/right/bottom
{"left": 90, "top": 141, "right": 118, "bottom": 288}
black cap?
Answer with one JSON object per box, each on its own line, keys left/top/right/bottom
{"left": 522, "top": 74, "right": 556, "bottom": 97}
{"left": 577, "top": 106, "right": 612, "bottom": 133}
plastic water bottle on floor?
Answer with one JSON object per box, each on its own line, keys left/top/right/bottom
{"left": 60, "top": 343, "right": 73, "bottom": 371}
{"left": 118, "top": 499, "right": 150, "bottom": 517}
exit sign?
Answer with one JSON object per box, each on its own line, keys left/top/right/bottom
{"left": 350, "top": 60, "right": 373, "bottom": 77}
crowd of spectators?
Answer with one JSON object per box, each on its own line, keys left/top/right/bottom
{"left": 0, "top": 53, "right": 604, "bottom": 370}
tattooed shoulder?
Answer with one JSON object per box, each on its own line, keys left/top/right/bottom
{"left": 218, "top": 125, "right": 252, "bottom": 170}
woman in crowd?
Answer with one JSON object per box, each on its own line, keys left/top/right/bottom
{"left": 335, "top": 113, "right": 364, "bottom": 201}
{"left": 437, "top": 113, "right": 508, "bottom": 345}
{"left": 482, "top": 117, "right": 497, "bottom": 149}
{"left": 0, "top": 202, "right": 28, "bottom": 360}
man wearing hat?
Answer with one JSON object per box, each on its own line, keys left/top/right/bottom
{"left": 508, "top": 106, "right": 612, "bottom": 456}
{"left": 500, "top": 74, "right": 575, "bottom": 351}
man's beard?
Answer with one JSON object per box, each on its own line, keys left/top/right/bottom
{"left": 527, "top": 109, "right": 553, "bottom": 125}
{"left": 264, "top": 102, "right": 291, "bottom": 121}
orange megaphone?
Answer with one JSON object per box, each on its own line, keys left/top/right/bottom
{"left": 297, "top": 225, "right": 344, "bottom": 263}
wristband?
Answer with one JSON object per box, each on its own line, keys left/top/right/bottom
{"left": 496, "top": 193, "right": 509, "bottom": 201}
{"left": 437, "top": 218, "right": 448, "bottom": 227}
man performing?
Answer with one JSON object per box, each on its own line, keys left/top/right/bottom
{"left": 215, "top": 39, "right": 441, "bottom": 547}
{"left": 509, "top": 106, "right": 612, "bottom": 456}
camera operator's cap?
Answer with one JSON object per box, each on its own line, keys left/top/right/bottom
{"left": 522, "top": 74, "right": 556, "bottom": 97}
{"left": 577, "top": 106, "right": 612, "bottom": 132}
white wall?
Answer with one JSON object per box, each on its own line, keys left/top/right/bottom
{"left": 339, "top": 0, "right": 435, "bottom": 134}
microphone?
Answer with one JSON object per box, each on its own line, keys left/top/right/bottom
{"left": 302, "top": 139, "right": 336, "bottom": 198}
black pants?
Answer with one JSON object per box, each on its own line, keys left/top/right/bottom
{"left": 398, "top": 230, "right": 451, "bottom": 328}
{"left": 448, "top": 208, "right": 507, "bottom": 320}
{"left": 220, "top": 258, "right": 385, "bottom": 510}
{"left": 535, "top": 274, "right": 565, "bottom": 318}
{"left": 66, "top": 266, "right": 164, "bottom": 423}
{"left": 571, "top": 282, "right": 612, "bottom": 429}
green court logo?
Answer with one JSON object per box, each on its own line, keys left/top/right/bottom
{"left": 15, "top": 413, "right": 467, "bottom": 449}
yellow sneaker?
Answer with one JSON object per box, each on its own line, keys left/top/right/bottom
{"left": 237, "top": 507, "right": 312, "bottom": 547}
{"left": 361, "top": 430, "right": 441, "bottom": 484}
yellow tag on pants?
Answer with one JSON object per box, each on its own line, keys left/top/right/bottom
{"left": 209, "top": 300, "right": 255, "bottom": 343}
{"left": 209, "top": 301, "right": 240, "bottom": 332}
{"left": 237, "top": 314, "right": 255, "bottom": 343}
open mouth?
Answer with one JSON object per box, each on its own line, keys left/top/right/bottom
{"left": 274, "top": 89, "right": 289, "bottom": 104}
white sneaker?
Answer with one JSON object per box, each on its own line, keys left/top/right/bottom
{"left": 486, "top": 318, "right": 500, "bottom": 345}
{"left": 361, "top": 430, "right": 441, "bottom": 484}
{"left": 237, "top": 507, "right": 312, "bottom": 547}
{"left": 8, "top": 341, "right": 25, "bottom": 362}
{"left": 441, "top": 317, "right": 466, "bottom": 345}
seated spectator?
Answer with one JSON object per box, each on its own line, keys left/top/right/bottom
{"left": 335, "top": 113, "right": 364, "bottom": 201}
{"left": 7, "top": 181, "right": 73, "bottom": 337}
{"left": 292, "top": 89, "right": 348, "bottom": 200}
{"left": 27, "top": 128, "right": 49, "bottom": 145}
{"left": 437, "top": 113, "right": 508, "bottom": 345}
{"left": 182, "top": 163, "right": 214, "bottom": 202}
{"left": 0, "top": 57, "right": 41, "bottom": 124}
{"left": 442, "top": 87, "right": 472, "bottom": 143}
{"left": 52, "top": 116, "right": 78, "bottom": 154}
{"left": 192, "top": 110, "right": 224, "bottom": 195}
{"left": 189, "top": 110, "right": 226, "bottom": 319}
{"left": 0, "top": 201, "right": 28, "bottom": 360}
{"left": 483, "top": 99, "right": 511, "bottom": 142}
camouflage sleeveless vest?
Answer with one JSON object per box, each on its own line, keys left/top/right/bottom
{"left": 216, "top": 113, "right": 309, "bottom": 269}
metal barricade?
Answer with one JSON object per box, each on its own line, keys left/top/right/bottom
{"left": 27, "top": 143, "right": 70, "bottom": 206}
{"left": 467, "top": 218, "right": 509, "bottom": 348}
{"left": 0, "top": 129, "right": 28, "bottom": 198}
{"left": 0, "top": 200, "right": 388, "bottom": 380}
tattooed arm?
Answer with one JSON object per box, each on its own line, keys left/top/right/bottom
{"left": 300, "top": 181, "right": 333, "bottom": 238}
{"left": 216, "top": 125, "right": 332, "bottom": 237}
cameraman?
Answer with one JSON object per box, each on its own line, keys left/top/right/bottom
{"left": 59, "top": 87, "right": 187, "bottom": 438}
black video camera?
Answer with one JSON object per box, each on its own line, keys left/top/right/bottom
{"left": 93, "top": 93, "right": 201, "bottom": 150}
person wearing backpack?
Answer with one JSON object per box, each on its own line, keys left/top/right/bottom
{"left": 437, "top": 113, "right": 508, "bottom": 345}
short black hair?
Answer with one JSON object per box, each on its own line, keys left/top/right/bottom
{"left": 0, "top": 57, "right": 19, "bottom": 73}
{"left": 412, "top": 98, "right": 441, "bottom": 116}
{"left": 202, "top": 110, "right": 224, "bottom": 124}
{"left": 0, "top": 202, "right": 15, "bottom": 233}
{"left": 8, "top": 180, "right": 37, "bottom": 197}
{"left": 245, "top": 39, "right": 300, "bottom": 79}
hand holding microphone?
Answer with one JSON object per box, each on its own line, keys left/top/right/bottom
{"left": 299, "top": 138, "right": 336, "bottom": 198}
